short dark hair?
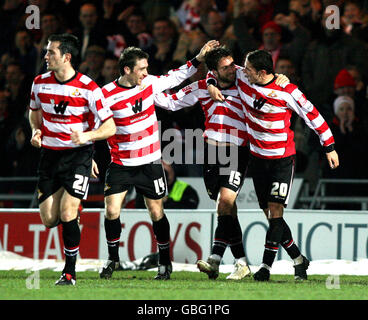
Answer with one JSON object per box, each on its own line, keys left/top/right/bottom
{"left": 246, "top": 50, "right": 274, "bottom": 74}
{"left": 205, "top": 46, "right": 232, "bottom": 71}
{"left": 118, "top": 47, "right": 149, "bottom": 75}
{"left": 48, "top": 33, "right": 79, "bottom": 66}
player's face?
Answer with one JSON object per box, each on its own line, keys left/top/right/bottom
{"left": 216, "top": 56, "right": 236, "bottom": 84}
{"left": 244, "top": 59, "right": 262, "bottom": 84}
{"left": 130, "top": 58, "right": 148, "bottom": 86}
{"left": 44, "top": 41, "right": 65, "bottom": 71}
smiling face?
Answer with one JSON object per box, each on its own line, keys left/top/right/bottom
{"left": 244, "top": 58, "right": 262, "bottom": 84}
{"left": 214, "top": 56, "right": 236, "bottom": 85}
{"left": 125, "top": 58, "right": 148, "bottom": 86}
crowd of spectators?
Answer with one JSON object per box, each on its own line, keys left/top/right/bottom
{"left": 1, "top": 0, "right": 368, "bottom": 208}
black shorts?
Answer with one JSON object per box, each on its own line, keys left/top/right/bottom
{"left": 104, "top": 162, "right": 167, "bottom": 199}
{"left": 248, "top": 155, "right": 295, "bottom": 209}
{"left": 203, "top": 143, "right": 249, "bottom": 200}
{"left": 37, "top": 145, "right": 93, "bottom": 203}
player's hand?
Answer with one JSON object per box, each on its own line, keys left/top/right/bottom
{"left": 91, "top": 159, "right": 99, "bottom": 179}
{"left": 71, "top": 128, "right": 90, "bottom": 145}
{"left": 30, "top": 129, "right": 42, "bottom": 148}
{"left": 326, "top": 150, "right": 339, "bottom": 169}
{"left": 275, "top": 73, "right": 290, "bottom": 87}
{"left": 208, "top": 84, "right": 225, "bottom": 102}
{"left": 196, "top": 40, "right": 220, "bottom": 62}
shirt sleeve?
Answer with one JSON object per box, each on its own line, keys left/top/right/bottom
{"left": 88, "top": 85, "right": 114, "bottom": 128}
{"left": 29, "top": 80, "right": 41, "bottom": 110}
{"left": 154, "top": 81, "right": 201, "bottom": 111}
{"left": 284, "top": 84, "right": 335, "bottom": 149}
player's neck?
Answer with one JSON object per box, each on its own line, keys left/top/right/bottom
{"left": 218, "top": 80, "right": 234, "bottom": 89}
{"left": 257, "top": 74, "right": 274, "bottom": 86}
{"left": 118, "top": 76, "right": 136, "bottom": 88}
{"left": 54, "top": 66, "right": 76, "bottom": 83}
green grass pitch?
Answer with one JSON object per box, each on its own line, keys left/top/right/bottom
{"left": 1, "top": 270, "right": 368, "bottom": 300}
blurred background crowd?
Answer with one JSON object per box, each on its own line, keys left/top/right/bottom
{"left": 0, "top": 0, "right": 367, "bottom": 209}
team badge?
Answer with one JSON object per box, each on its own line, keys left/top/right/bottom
{"left": 72, "top": 89, "right": 81, "bottom": 96}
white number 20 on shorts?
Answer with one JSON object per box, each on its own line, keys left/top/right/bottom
{"left": 270, "top": 182, "right": 288, "bottom": 197}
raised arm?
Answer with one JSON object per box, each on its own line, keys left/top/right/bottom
{"left": 154, "top": 82, "right": 201, "bottom": 111}
{"left": 151, "top": 40, "right": 219, "bottom": 94}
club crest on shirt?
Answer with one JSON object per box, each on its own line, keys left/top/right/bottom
{"left": 267, "top": 90, "right": 277, "bottom": 98}
{"left": 71, "top": 88, "right": 82, "bottom": 97}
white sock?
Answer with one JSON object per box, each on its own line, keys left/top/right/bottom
{"left": 209, "top": 254, "right": 222, "bottom": 263}
{"left": 260, "top": 263, "right": 271, "bottom": 271}
{"left": 293, "top": 255, "right": 304, "bottom": 265}
{"left": 235, "top": 257, "right": 248, "bottom": 265}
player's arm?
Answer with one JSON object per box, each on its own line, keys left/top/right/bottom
{"left": 29, "top": 79, "right": 43, "bottom": 148}
{"left": 154, "top": 83, "right": 200, "bottom": 111}
{"left": 205, "top": 70, "right": 225, "bottom": 102}
{"left": 152, "top": 40, "right": 219, "bottom": 94}
{"left": 91, "top": 159, "right": 99, "bottom": 179}
{"left": 71, "top": 117, "right": 116, "bottom": 145}
{"left": 207, "top": 68, "right": 290, "bottom": 102}
{"left": 29, "top": 108, "right": 43, "bottom": 148}
{"left": 285, "top": 85, "right": 339, "bottom": 170}
{"left": 71, "top": 86, "right": 116, "bottom": 145}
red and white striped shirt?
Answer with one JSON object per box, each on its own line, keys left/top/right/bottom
{"left": 102, "top": 60, "right": 199, "bottom": 166}
{"left": 154, "top": 79, "right": 248, "bottom": 146}
{"left": 29, "top": 71, "right": 113, "bottom": 150}
{"left": 236, "top": 69, "right": 335, "bottom": 159}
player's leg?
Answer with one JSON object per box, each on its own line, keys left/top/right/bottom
{"left": 38, "top": 188, "right": 64, "bottom": 228}
{"left": 279, "top": 217, "right": 309, "bottom": 280}
{"left": 144, "top": 197, "right": 172, "bottom": 280}
{"left": 209, "top": 187, "right": 250, "bottom": 280}
{"left": 224, "top": 145, "right": 250, "bottom": 279}
{"left": 248, "top": 156, "right": 273, "bottom": 281}
{"left": 99, "top": 191, "right": 127, "bottom": 278}
{"left": 254, "top": 156, "right": 309, "bottom": 281}
{"left": 54, "top": 191, "right": 82, "bottom": 285}
{"left": 271, "top": 156, "right": 309, "bottom": 280}
{"left": 100, "top": 163, "right": 129, "bottom": 279}
{"left": 197, "top": 158, "right": 224, "bottom": 279}
{"left": 262, "top": 206, "right": 308, "bottom": 280}
{"left": 254, "top": 201, "right": 284, "bottom": 281}
{"left": 225, "top": 201, "right": 251, "bottom": 280}
{"left": 55, "top": 145, "right": 93, "bottom": 285}
{"left": 138, "top": 162, "right": 171, "bottom": 280}
{"left": 37, "top": 148, "right": 64, "bottom": 228}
